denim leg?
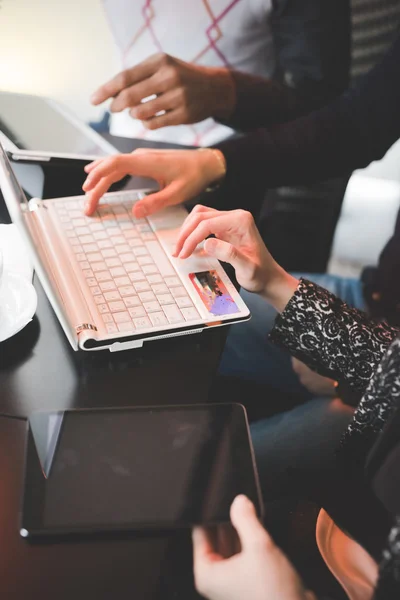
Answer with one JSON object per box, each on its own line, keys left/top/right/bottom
{"left": 219, "top": 274, "right": 363, "bottom": 500}
{"left": 218, "top": 274, "right": 365, "bottom": 393}
{"left": 251, "top": 396, "right": 355, "bottom": 501}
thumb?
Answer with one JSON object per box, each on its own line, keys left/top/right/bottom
{"left": 204, "top": 238, "right": 249, "bottom": 271}
{"left": 230, "top": 495, "right": 271, "bottom": 552}
{"left": 133, "top": 182, "right": 182, "bottom": 218}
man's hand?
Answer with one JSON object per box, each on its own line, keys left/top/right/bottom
{"left": 82, "top": 148, "right": 225, "bottom": 218}
{"left": 193, "top": 495, "right": 316, "bottom": 600}
{"left": 174, "top": 205, "right": 298, "bottom": 311}
{"left": 291, "top": 358, "right": 337, "bottom": 396}
{"left": 91, "top": 53, "right": 236, "bottom": 129}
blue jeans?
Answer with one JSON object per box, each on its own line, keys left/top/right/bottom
{"left": 219, "top": 274, "right": 366, "bottom": 499}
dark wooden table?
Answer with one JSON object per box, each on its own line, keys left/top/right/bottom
{"left": 0, "top": 136, "right": 229, "bottom": 599}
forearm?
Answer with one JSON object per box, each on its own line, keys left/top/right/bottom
{"left": 269, "top": 279, "right": 400, "bottom": 392}
{"left": 216, "top": 35, "right": 400, "bottom": 193}
{"left": 215, "top": 0, "right": 351, "bottom": 131}
{"left": 222, "top": 71, "right": 342, "bottom": 132}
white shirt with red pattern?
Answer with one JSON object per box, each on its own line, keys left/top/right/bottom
{"left": 102, "top": 0, "right": 273, "bottom": 146}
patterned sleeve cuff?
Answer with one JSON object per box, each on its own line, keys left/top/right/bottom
{"left": 269, "top": 278, "right": 398, "bottom": 391}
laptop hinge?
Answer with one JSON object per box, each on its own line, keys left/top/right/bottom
{"left": 76, "top": 323, "right": 98, "bottom": 334}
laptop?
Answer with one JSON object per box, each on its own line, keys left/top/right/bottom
{"left": 0, "top": 91, "right": 118, "bottom": 163}
{"left": 0, "top": 143, "right": 250, "bottom": 351}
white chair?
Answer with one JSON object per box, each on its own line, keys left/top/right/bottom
{"left": 328, "top": 173, "right": 400, "bottom": 278}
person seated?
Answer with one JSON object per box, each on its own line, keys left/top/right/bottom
{"left": 171, "top": 205, "right": 399, "bottom": 600}
{"left": 82, "top": 33, "right": 400, "bottom": 498}
{"left": 94, "top": 0, "right": 350, "bottom": 146}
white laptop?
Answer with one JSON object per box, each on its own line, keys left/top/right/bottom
{"left": 0, "top": 143, "right": 250, "bottom": 352}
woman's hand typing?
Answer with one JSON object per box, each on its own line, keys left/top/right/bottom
{"left": 174, "top": 205, "right": 298, "bottom": 312}
{"left": 82, "top": 148, "right": 225, "bottom": 218}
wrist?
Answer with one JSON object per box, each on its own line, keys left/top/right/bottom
{"left": 260, "top": 269, "right": 299, "bottom": 313}
{"left": 197, "top": 148, "right": 227, "bottom": 188}
{"left": 207, "top": 67, "right": 236, "bottom": 120}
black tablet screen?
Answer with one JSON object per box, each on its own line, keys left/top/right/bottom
{"left": 21, "top": 404, "right": 262, "bottom": 537}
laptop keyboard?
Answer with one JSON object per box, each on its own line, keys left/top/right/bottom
{"left": 50, "top": 192, "right": 200, "bottom": 335}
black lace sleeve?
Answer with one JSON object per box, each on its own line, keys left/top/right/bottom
{"left": 269, "top": 279, "right": 399, "bottom": 392}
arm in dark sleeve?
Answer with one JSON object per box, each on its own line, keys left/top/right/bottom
{"left": 269, "top": 279, "right": 400, "bottom": 393}
{"left": 215, "top": 34, "right": 400, "bottom": 207}
{"left": 224, "top": 0, "right": 350, "bottom": 130}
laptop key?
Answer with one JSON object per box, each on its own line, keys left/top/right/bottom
{"left": 90, "top": 286, "right": 102, "bottom": 296}
{"left": 142, "top": 264, "right": 159, "bottom": 274}
{"left": 133, "top": 281, "right": 150, "bottom": 291}
{"left": 105, "top": 258, "right": 122, "bottom": 268}
{"left": 158, "top": 294, "right": 174, "bottom": 305}
{"left": 147, "top": 274, "right": 163, "bottom": 284}
{"left": 124, "top": 229, "right": 140, "bottom": 238}
{"left": 113, "top": 311, "right": 131, "bottom": 324}
{"left": 86, "top": 252, "right": 103, "bottom": 262}
{"left": 97, "top": 240, "right": 113, "bottom": 249}
{"left": 162, "top": 304, "right": 184, "bottom": 324}
{"left": 152, "top": 283, "right": 168, "bottom": 295}
{"left": 110, "top": 238, "right": 126, "bottom": 246}
{"left": 118, "top": 322, "right": 134, "bottom": 332}
{"left": 120, "top": 252, "right": 136, "bottom": 262}
{"left": 79, "top": 235, "right": 95, "bottom": 244}
{"left": 132, "top": 247, "right": 148, "bottom": 257}
{"left": 149, "top": 312, "right": 168, "bottom": 326}
{"left": 91, "top": 261, "right": 107, "bottom": 272}
{"left": 98, "top": 304, "right": 110, "bottom": 314}
{"left": 95, "top": 271, "right": 112, "bottom": 282}
{"left": 138, "top": 291, "right": 156, "bottom": 302}
{"left": 133, "top": 317, "right": 151, "bottom": 329}
{"left": 124, "top": 296, "right": 141, "bottom": 308}
{"left": 99, "top": 281, "right": 117, "bottom": 292}
{"left": 176, "top": 296, "right": 193, "bottom": 308}
{"left": 102, "top": 313, "right": 114, "bottom": 324}
{"left": 125, "top": 262, "right": 141, "bottom": 273}
{"left": 143, "top": 301, "right": 161, "bottom": 313}
{"left": 128, "top": 307, "right": 146, "bottom": 318}
{"left": 83, "top": 244, "right": 98, "bottom": 254}
{"left": 100, "top": 247, "right": 117, "bottom": 257}
{"left": 93, "top": 230, "right": 108, "bottom": 240}
{"left": 171, "top": 286, "right": 187, "bottom": 298}
{"left": 119, "top": 286, "right": 136, "bottom": 297}
{"left": 127, "top": 238, "right": 143, "bottom": 247}
{"left": 164, "top": 276, "right": 180, "bottom": 287}
{"left": 181, "top": 307, "right": 200, "bottom": 321}
{"left": 129, "top": 272, "right": 146, "bottom": 283}
{"left": 108, "top": 301, "right": 126, "bottom": 313}
{"left": 114, "top": 276, "right": 130, "bottom": 287}
{"left": 137, "top": 256, "right": 153, "bottom": 266}
{"left": 104, "top": 291, "right": 121, "bottom": 302}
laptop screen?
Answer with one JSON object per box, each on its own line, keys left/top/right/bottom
{"left": 0, "top": 93, "right": 109, "bottom": 157}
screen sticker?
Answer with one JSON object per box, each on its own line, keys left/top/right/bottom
{"left": 190, "top": 271, "right": 239, "bottom": 316}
